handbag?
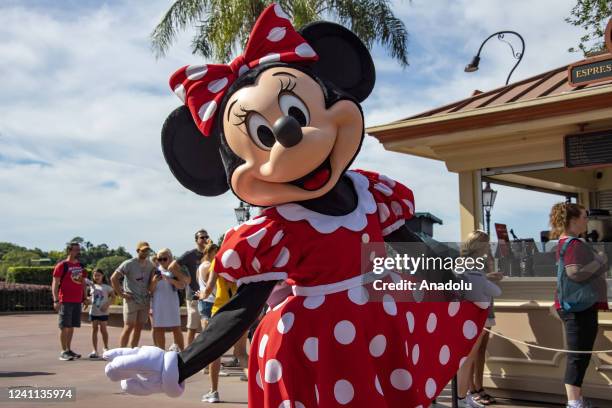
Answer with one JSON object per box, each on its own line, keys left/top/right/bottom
{"left": 556, "top": 237, "right": 598, "bottom": 312}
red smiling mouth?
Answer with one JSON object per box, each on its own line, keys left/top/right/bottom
{"left": 288, "top": 156, "right": 332, "bottom": 191}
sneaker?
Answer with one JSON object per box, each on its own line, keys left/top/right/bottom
{"left": 59, "top": 351, "right": 74, "bottom": 361}
{"left": 88, "top": 352, "right": 99, "bottom": 359}
{"left": 567, "top": 400, "right": 593, "bottom": 408}
{"left": 218, "top": 369, "right": 231, "bottom": 377}
{"left": 221, "top": 357, "right": 240, "bottom": 368}
{"left": 202, "top": 390, "right": 220, "bottom": 403}
{"left": 466, "top": 393, "right": 486, "bottom": 408}
{"left": 239, "top": 373, "right": 248, "bottom": 381}
{"left": 168, "top": 344, "right": 180, "bottom": 352}
{"left": 67, "top": 350, "right": 81, "bottom": 359}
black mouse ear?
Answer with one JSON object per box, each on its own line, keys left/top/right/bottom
{"left": 161, "top": 106, "right": 229, "bottom": 196}
{"left": 299, "top": 21, "right": 375, "bottom": 102}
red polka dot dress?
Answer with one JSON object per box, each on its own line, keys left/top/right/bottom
{"left": 215, "top": 170, "right": 488, "bottom": 408}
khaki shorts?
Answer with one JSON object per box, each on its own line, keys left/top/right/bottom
{"left": 186, "top": 300, "right": 201, "bottom": 331}
{"left": 123, "top": 299, "right": 150, "bottom": 325}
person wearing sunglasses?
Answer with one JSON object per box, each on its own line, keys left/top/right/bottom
{"left": 168, "top": 229, "right": 211, "bottom": 346}
{"left": 150, "top": 248, "right": 186, "bottom": 351}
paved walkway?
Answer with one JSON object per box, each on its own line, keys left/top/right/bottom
{"left": 0, "top": 314, "right": 556, "bottom": 408}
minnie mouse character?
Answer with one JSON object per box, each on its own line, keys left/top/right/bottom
{"left": 104, "top": 4, "right": 488, "bottom": 407}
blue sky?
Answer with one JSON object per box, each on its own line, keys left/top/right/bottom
{"left": 0, "top": 0, "right": 588, "bottom": 254}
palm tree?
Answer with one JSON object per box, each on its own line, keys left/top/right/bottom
{"left": 151, "top": 0, "right": 409, "bottom": 66}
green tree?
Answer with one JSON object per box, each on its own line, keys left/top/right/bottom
{"left": 151, "top": 0, "right": 409, "bottom": 66}
{"left": 0, "top": 242, "right": 26, "bottom": 259}
{"left": 566, "top": 0, "right": 612, "bottom": 55}
{"left": 96, "top": 255, "right": 130, "bottom": 277}
{"left": 0, "top": 249, "right": 41, "bottom": 279}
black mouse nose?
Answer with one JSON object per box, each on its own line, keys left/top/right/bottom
{"left": 272, "top": 116, "right": 303, "bottom": 148}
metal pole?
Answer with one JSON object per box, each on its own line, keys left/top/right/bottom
{"left": 485, "top": 209, "right": 491, "bottom": 236}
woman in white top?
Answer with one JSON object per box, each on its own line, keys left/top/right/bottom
{"left": 149, "top": 248, "right": 186, "bottom": 351}
{"left": 196, "top": 243, "right": 218, "bottom": 329}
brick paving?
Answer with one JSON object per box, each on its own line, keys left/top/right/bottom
{"left": 0, "top": 313, "right": 556, "bottom": 408}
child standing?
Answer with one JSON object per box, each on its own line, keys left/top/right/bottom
{"left": 88, "top": 268, "right": 115, "bottom": 359}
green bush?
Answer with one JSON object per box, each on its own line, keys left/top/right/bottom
{"left": 96, "top": 255, "right": 129, "bottom": 276}
{"left": 6, "top": 266, "right": 56, "bottom": 285}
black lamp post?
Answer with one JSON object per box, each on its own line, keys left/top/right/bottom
{"left": 234, "top": 201, "right": 251, "bottom": 223}
{"left": 482, "top": 182, "right": 498, "bottom": 236}
{"left": 465, "top": 31, "right": 525, "bottom": 85}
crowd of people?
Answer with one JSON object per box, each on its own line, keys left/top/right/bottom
{"left": 50, "top": 201, "right": 609, "bottom": 407}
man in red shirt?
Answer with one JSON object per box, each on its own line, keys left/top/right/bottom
{"left": 52, "top": 242, "right": 89, "bottom": 361}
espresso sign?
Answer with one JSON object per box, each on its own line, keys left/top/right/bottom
{"left": 569, "top": 57, "right": 612, "bottom": 86}
{"left": 564, "top": 130, "right": 612, "bottom": 168}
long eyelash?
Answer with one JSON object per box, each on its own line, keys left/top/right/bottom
{"left": 279, "top": 77, "right": 297, "bottom": 93}
{"left": 233, "top": 105, "right": 252, "bottom": 126}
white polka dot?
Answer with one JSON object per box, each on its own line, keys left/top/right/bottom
{"left": 334, "top": 320, "right": 356, "bottom": 345}
{"left": 173, "top": 84, "right": 186, "bottom": 102}
{"left": 362, "top": 233, "right": 370, "bottom": 243}
{"left": 378, "top": 174, "right": 396, "bottom": 188}
{"left": 425, "top": 378, "right": 437, "bottom": 398}
{"left": 259, "top": 53, "right": 281, "bottom": 65}
{"left": 198, "top": 100, "right": 217, "bottom": 122}
{"left": 238, "top": 64, "right": 249, "bottom": 76}
{"left": 404, "top": 341, "right": 409, "bottom": 356}
{"left": 295, "top": 42, "right": 316, "bottom": 58}
{"left": 406, "top": 311, "right": 415, "bottom": 333}
{"left": 347, "top": 286, "right": 369, "bottom": 305}
{"left": 391, "top": 201, "right": 403, "bottom": 216}
{"left": 251, "top": 257, "right": 261, "bottom": 273}
{"left": 303, "top": 337, "right": 318, "bottom": 362}
{"left": 277, "top": 312, "right": 295, "bottom": 334}
{"left": 369, "top": 334, "right": 386, "bottom": 357}
{"left": 403, "top": 199, "right": 415, "bottom": 215}
{"left": 334, "top": 380, "right": 354, "bottom": 404}
{"left": 439, "top": 345, "right": 450, "bottom": 365}
{"left": 375, "top": 375, "right": 384, "bottom": 395}
{"left": 267, "top": 26, "right": 287, "bottom": 42}
{"left": 258, "top": 334, "right": 269, "bottom": 358}
{"left": 369, "top": 251, "right": 376, "bottom": 261}
{"left": 374, "top": 182, "right": 393, "bottom": 196}
{"left": 274, "top": 4, "right": 290, "bottom": 19}
{"left": 415, "top": 405, "right": 424, "bottom": 408}
{"left": 221, "top": 249, "right": 241, "bottom": 269}
{"left": 279, "top": 401, "right": 290, "bottom": 408}
{"left": 377, "top": 203, "right": 390, "bottom": 223}
{"left": 303, "top": 295, "right": 325, "bottom": 310}
{"left": 459, "top": 356, "right": 468, "bottom": 368}
{"left": 426, "top": 313, "right": 437, "bottom": 333}
{"left": 463, "top": 320, "right": 478, "bottom": 339}
{"left": 186, "top": 64, "right": 207, "bottom": 80}
{"left": 264, "top": 359, "right": 282, "bottom": 383}
{"left": 271, "top": 230, "right": 284, "bottom": 246}
{"left": 315, "top": 385, "right": 319, "bottom": 404}
{"left": 255, "top": 370, "right": 263, "bottom": 389}
{"left": 448, "top": 301, "right": 460, "bottom": 317}
{"left": 246, "top": 216, "right": 266, "bottom": 225}
{"left": 273, "top": 247, "right": 290, "bottom": 268}
{"left": 207, "top": 77, "right": 228, "bottom": 93}
{"left": 382, "top": 294, "right": 397, "bottom": 316}
{"left": 412, "top": 344, "right": 420, "bottom": 365}
{"left": 247, "top": 227, "right": 267, "bottom": 248}
{"left": 295, "top": 402, "right": 305, "bottom": 408}
{"left": 390, "top": 369, "right": 412, "bottom": 390}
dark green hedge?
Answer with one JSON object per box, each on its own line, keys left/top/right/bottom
{"left": 6, "top": 266, "right": 56, "bottom": 285}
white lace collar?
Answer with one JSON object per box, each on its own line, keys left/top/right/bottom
{"left": 275, "top": 171, "right": 376, "bottom": 233}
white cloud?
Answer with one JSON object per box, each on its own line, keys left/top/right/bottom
{"left": 0, "top": 0, "right": 586, "bottom": 254}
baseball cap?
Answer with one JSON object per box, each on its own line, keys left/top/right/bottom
{"left": 136, "top": 241, "right": 151, "bottom": 252}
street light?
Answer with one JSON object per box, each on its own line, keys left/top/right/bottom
{"left": 464, "top": 31, "right": 525, "bottom": 85}
{"left": 234, "top": 201, "right": 251, "bottom": 224}
{"left": 482, "top": 182, "right": 498, "bottom": 236}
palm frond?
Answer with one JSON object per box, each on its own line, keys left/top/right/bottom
{"left": 151, "top": 0, "right": 210, "bottom": 58}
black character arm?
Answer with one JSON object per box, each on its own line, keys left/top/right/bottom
{"left": 177, "top": 280, "right": 276, "bottom": 382}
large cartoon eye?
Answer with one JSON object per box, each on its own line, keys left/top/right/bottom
{"left": 279, "top": 93, "right": 309, "bottom": 127}
{"left": 247, "top": 113, "right": 275, "bottom": 150}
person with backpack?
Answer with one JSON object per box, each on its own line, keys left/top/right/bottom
{"left": 51, "top": 241, "right": 89, "bottom": 361}
{"left": 550, "top": 202, "right": 609, "bottom": 408}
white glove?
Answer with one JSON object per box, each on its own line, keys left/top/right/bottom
{"left": 103, "top": 346, "right": 184, "bottom": 397}
{"left": 462, "top": 272, "right": 501, "bottom": 309}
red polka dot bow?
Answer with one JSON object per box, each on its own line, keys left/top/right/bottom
{"left": 169, "top": 3, "right": 319, "bottom": 137}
